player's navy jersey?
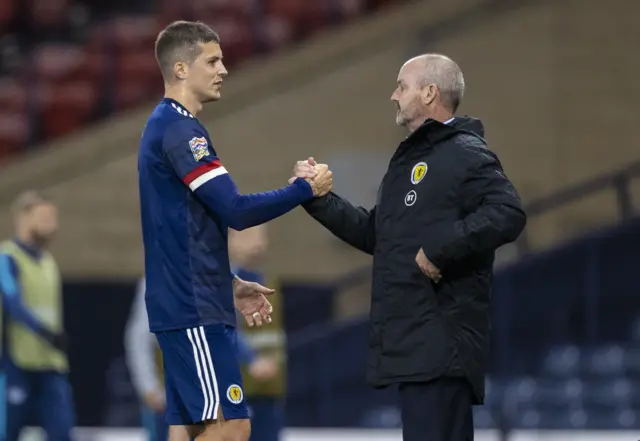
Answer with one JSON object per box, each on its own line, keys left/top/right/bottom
{"left": 139, "top": 98, "right": 313, "bottom": 332}
{"left": 139, "top": 98, "right": 235, "bottom": 331}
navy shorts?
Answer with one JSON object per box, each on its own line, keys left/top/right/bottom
{"left": 155, "top": 324, "right": 249, "bottom": 425}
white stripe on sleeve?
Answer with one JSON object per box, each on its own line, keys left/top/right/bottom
{"left": 189, "top": 166, "right": 228, "bottom": 191}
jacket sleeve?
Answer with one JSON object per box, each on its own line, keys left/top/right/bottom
{"left": 302, "top": 192, "right": 376, "bottom": 255}
{"left": 423, "top": 148, "right": 526, "bottom": 270}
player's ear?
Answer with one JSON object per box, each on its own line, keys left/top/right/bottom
{"left": 174, "top": 61, "right": 189, "bottom": 81}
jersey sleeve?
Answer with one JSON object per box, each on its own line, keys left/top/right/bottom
{"left": 162, "top": 118, "right": 314, "bottom": 231}
{"left": 162, "top": 118, "right": 226, "bottom": 191}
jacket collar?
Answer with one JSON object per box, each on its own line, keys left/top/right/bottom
{"left": 402, "top": 116, "right": 486, "bottom": 147}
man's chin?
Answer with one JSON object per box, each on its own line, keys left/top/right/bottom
{"left": 202, "top": 92, "right": 221, "bottom": 103}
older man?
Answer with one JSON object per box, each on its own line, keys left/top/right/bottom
{"left": 301, "top": 54, "right": 526, "bottom": 441}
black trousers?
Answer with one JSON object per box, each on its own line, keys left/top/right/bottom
{"left": 399, "top": 378, "right": 474, "bottom": 441}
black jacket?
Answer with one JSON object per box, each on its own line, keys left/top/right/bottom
{"left": 302, "top": 117, "right": 526, "bottom": 404}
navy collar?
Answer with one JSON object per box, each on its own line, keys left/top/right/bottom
{"left": 13, "top": 237, "right": 43, "bottom": 260}
{"left": 162, "top": 98, "right": 195, "bottom": 119}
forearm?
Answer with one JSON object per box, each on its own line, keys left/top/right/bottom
{"left": 195, "top": 176, "right": 313, "bottom": 230}
{"left": 4, "top": 295, "right": 51, "bottom": 337}
{"left": 303, "top": 192, "right": 376, "bottom": 254}
{"left": 425, "top": 203, "right": 526, "bottom": 268}
{"left": 0, "top": 254, "right": 51, "bottom": 337}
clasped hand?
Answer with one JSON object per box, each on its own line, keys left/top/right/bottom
{"left": 289, "top": 157, "right": 332, "bottom": 197}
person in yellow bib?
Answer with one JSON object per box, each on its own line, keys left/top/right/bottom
{"left": 0, "top": 191, "right": 75, "bottom": 441}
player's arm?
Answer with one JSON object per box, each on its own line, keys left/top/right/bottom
{"left": 421, "top": 148, "right": 526, "bottom": 270}
{"left": 0, "top": 254, "right": 64, "bottom": 347}
{"left": 302, "top": 193, "right": 377, "bottom": 255}
{"left": 124, "top": 278, "right": 162, "bottom": 398}
{"left": 163, "top": 120, "right": 314, "bottom": 231}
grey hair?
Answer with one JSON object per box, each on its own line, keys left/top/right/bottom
{"left": 415, "top": 54, "right": 465, "bottom": 113}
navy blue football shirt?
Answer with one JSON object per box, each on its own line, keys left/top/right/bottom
{"left": 138, "top": 98, "right": 313, "bottom": 332}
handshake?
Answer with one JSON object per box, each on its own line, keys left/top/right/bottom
{"left": 288, "top": 157, "right": 333, "bottom": 197}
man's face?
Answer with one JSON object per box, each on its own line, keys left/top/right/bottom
{"left": 24, "top": 203, "right": 58, "bottom": 246}
{"left": 390, "top": 62, "right": 424, "bottom": 128}
{"left": 187, "top": 42, "right": 228, "bottom": 103}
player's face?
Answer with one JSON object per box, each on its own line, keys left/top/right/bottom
{"left": 189, "top": 42, "right": 228, "bottom": 103}
{"left": 390, "top": 63, "right": 424, "bottom": 128}
{"left": 27, "top": 203, "right": 58, "bottom": 246}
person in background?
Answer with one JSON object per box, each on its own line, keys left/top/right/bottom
{"left": 124, "top": 276, "right": 168, "bottom": 441}
{"left": 229, "top": 226, "right": 285, "bottom": 441}
{"left": 0, "top": 191, "right": 75, "bottom": 441}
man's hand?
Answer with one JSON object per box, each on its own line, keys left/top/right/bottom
{"left": 290, "top": 157, "right": 317, "bottom": 183}
{"left": 143, "top": 390, "right": 166, "bottom": 413}
{"left": 289, "top": 158, "right": 333, "bottom": 197}
{"left": 416, "top": 248, "right": 441, "bottom": 283}
{"left": 233, "top": 277, "right": 275, "bottom": 327}
{"left": 248, "top": 356, "right": 278, "bottom": 381}
{"left": 309, "top": 163, "right": 333, "bottom": 197}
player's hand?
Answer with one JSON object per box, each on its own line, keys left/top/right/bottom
{"left": 248, "top": 356, "right": 278, "bottom": 381}
{"left": 143, "top": 390, "right": 166, "bottom": 413}
{"left": 233, "top": 279, "right": 275, "bottom": 327}
{"left": 308, "top": 163, "right": 333, "bottom": 197}
{"left": 289, "top": 157, "right": 317, "bottom": 184}
{"left": 416, "top": 248, "right": 441, "bottom": 283}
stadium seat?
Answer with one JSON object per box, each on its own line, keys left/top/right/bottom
{"left": 584, "top": 344, "right": 625, "bottom": 376}
{"left": 543, "top": 344, "right": 581, "bottom": 377}
{"left": 0, "top": 76, "right": 27, "bottom": 112}
{"left": 204, "top": 15, "right": 253, "bottom": 66}
{"left": 265, "top": 0, "right": 331, "bottom": 39}
{"left": 31, "top": 43, "right": 104, "bottom": 86}
{"left": 582, "top": 377, "right": 631, "bottom": 407}
{"left": 0, "top": 0, "right": 16, "bottom": 30}
{"left": 38, "top": 80, "right": 98, "bottom": 138}
{"left": 109, "top": 16, "right": 160, "bottom": 54}
{"left": 0, "top": 110, "right": 29, "bottom": 159}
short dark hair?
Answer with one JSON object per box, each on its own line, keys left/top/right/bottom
{"left": 11, "top": 190, "right": 51, "bottom": 216}
{"left": 155, "top": 21, "right": 220, "bottom": 81}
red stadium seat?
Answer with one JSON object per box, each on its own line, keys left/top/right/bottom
{"left": 265, "top": 0, "right": 331, "bottom": 39}
{"left": 0, "top": 77, "right": 27, "bottom": 112}
{"left": 110, "top": 16, "right": 161, "bottom": 53}
{"left": 0, "top": 110, "right": 29, "bottom": 160}
{"left": 0, "top": 0, "right": 17, "bottom": 30}
{"left": 38, "top": 81, "right": 98, "bottom": 139}
{"left": 260, "top": 15, "right": 294, "bottom": 52}
{"left": 25, "top": 0, "right": 70, "bottom": 29}
{"left": 201, "top": 15, "right": 253, "bottom": 66}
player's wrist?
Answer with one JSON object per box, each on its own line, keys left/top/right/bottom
{"left": 291, "top": 177, "right": 314, "bottom": 198}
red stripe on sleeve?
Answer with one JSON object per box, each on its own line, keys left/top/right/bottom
{"left": 183, "top": 160, "right": 222, "bottom": 186}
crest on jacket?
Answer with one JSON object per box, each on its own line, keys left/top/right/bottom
{"left": 411, "top": 162, "right": 428, "bottom": 184}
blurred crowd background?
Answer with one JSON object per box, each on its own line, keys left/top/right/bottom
{"left": 0, "top": 0, "right": 639, "bottom": 439}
